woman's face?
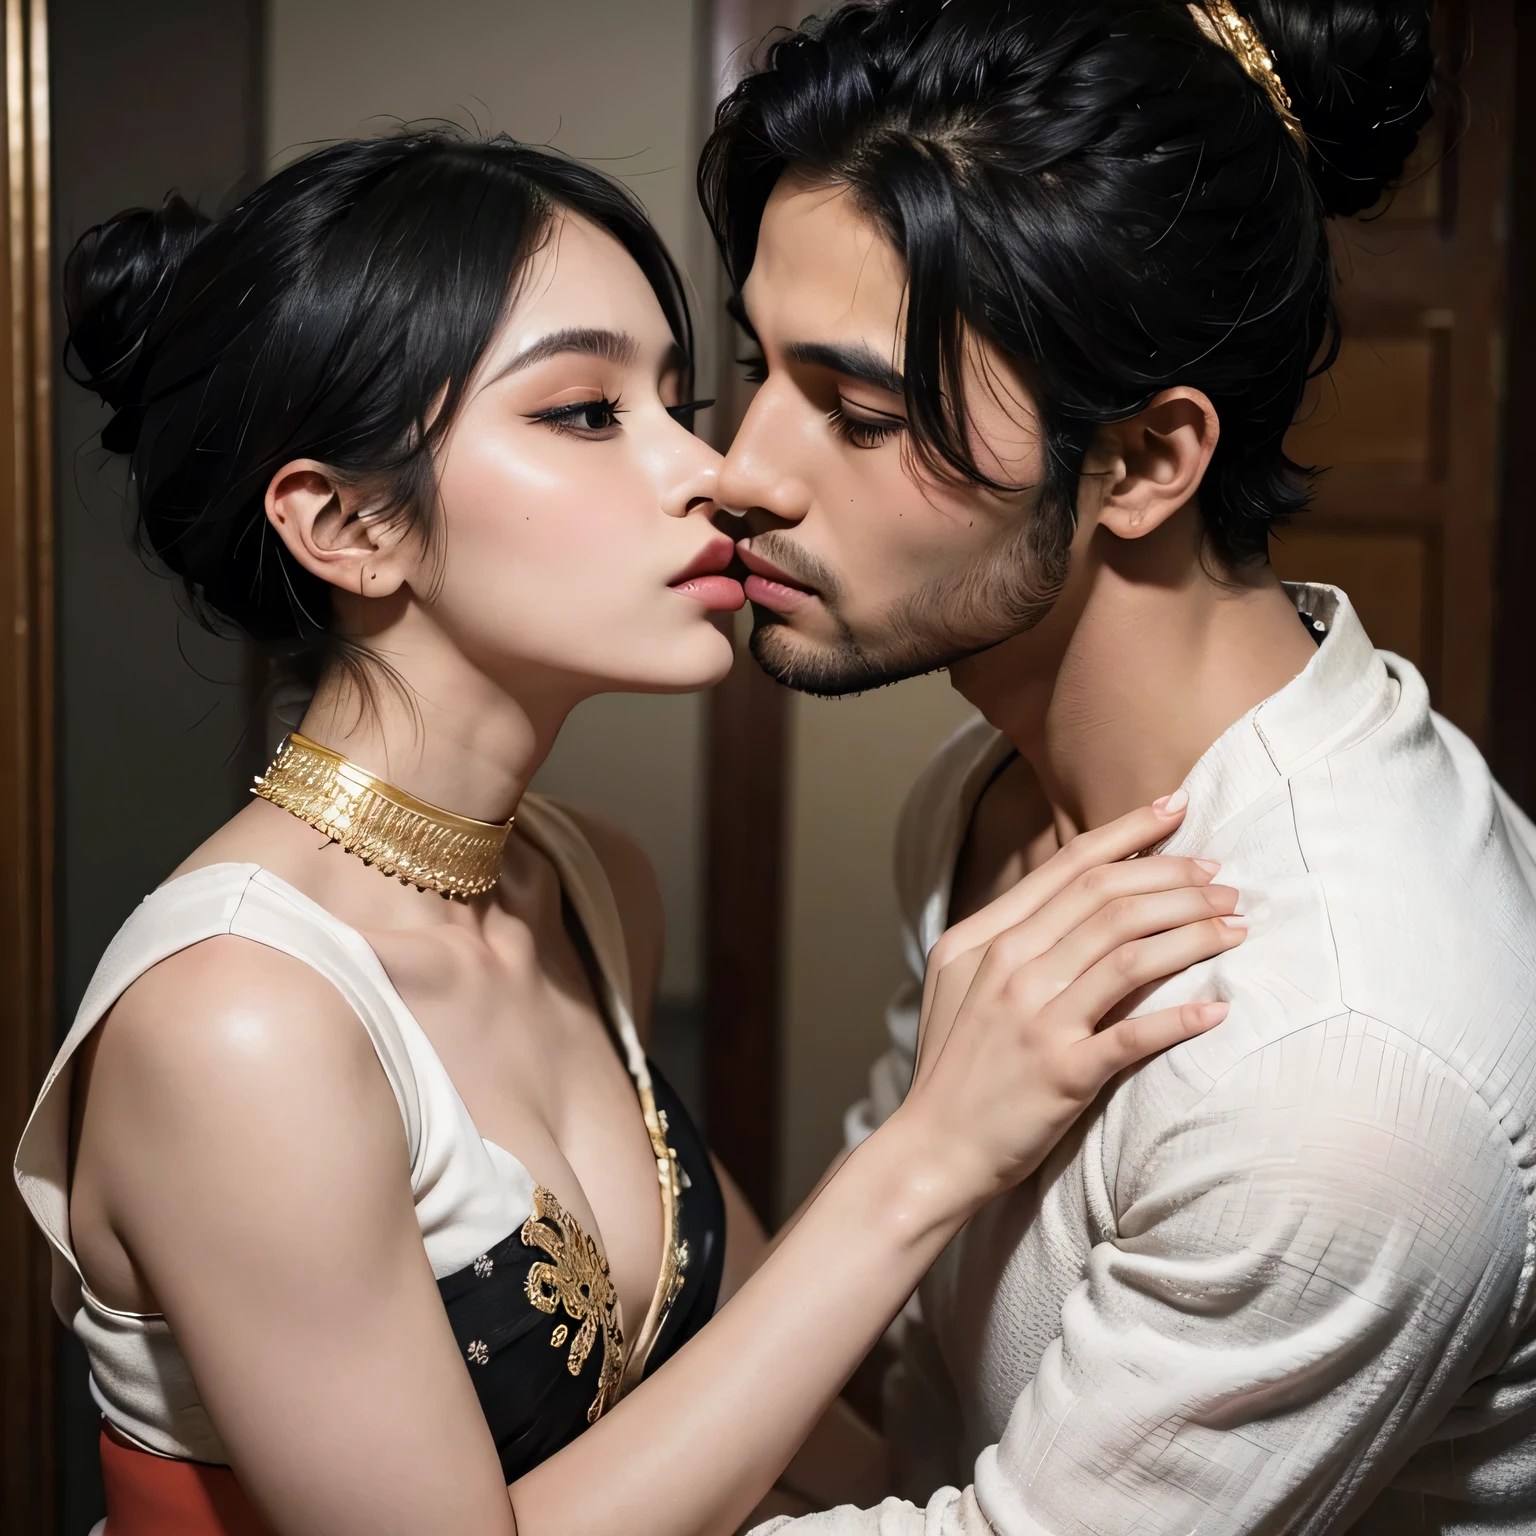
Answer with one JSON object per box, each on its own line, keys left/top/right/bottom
{"left": 416, "top": 210, "right": 738, "bottom": 696}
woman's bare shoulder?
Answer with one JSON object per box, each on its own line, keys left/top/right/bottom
{"left": 93, "top": 932, "right": 393, "bottom": 1137}
{"left": 71, "top": 930, "right": 408, "bottom": 1310}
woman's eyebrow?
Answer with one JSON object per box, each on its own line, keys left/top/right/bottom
{"left": 785, "top": 340, "right": 904, "bottom": 394}
{"left": 493, "top": 326, "right": 640, "bottom": 381}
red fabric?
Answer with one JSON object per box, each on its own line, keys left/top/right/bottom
{"left": 99, "top": 1424, "right": 276, "bottom": 1536}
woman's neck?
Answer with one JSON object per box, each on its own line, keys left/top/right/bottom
{"left": 950, "top": 509, "right": 1318, "bottom": 842}
{"left": 294, "top": 604, "right": 575, "bottom": 827}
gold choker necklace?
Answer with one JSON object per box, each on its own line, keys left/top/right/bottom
{"left": 253, "top": 732, "right": 513, "bottom": 899}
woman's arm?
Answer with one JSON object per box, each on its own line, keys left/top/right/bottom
{"left": 712, "top": 1156, "right": 891, "bottom": 1520}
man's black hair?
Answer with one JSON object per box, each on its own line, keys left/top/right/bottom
{"left": 700, "top": 0, "right": 1435, "bottom": 566}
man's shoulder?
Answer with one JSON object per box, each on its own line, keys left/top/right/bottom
{"left": 1150, "top": 708, "right": 1536, "bottom": 1125}
{"left": 1295, "top": 704, "right": 1535, "bottom": 1069}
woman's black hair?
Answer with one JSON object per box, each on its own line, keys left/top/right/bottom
{"left": 64, "top": 127, "right": 694, "bottom": 678}
{"left": 699, "top": 0, "right": 1436, "bottom": 567}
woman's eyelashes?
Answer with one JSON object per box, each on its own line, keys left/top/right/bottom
{"left": 527, "top": 395, "right": 716, "bottom": 438}
{"left": 529, "top": 395, "right": 625, "bottom": 437}
{"left": 828, "top": 398, "right": 905, "bottom": 449}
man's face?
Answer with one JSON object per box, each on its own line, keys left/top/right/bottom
{"left": 717, "top": 175, "right": 1070, "bottom": 696}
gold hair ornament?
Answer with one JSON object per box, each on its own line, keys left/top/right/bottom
{"left": 1187, "top": 0, "right": 1307, "bottom": 152}
{"left": 253, "top": 732, "right": 513, "bottom": 899}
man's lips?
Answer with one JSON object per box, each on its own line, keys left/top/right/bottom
{"left": 736, "top": 542, "right": 818, "bottom": 614}
{"left": 668, "top": 535, "right": 744, "bottom": 612}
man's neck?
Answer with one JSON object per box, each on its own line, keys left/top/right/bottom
{"left": 949, "top": 513, "right": 1318, "bottom": 843}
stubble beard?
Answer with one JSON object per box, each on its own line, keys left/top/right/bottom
{"left": 749, "top": 509, "right": 1074, "bottom": 698}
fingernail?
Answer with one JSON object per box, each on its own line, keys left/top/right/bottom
{"left": 1198, "top": 1001, "right": 1229, "bottom": 1025}
{"left": 1153, "top": 788, "right": 1189, "bottom": 816}
{"left": 1220, "top": 914, "right": 1248, "bottom": 930}
{"left": 1193, "top": 858, "right": 1221, "bottom": 875}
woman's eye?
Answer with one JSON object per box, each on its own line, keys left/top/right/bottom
{"left": 571, "top": 400, "right": 617, "bottom": 431}
{"left": 828, "top": 402, "right": 905, "bottom": 450}
{"left": 738, "top": 354, "right": 768, "bottom": 386}
{"left": 531, "top": 396, "right": 624, "bottom": 436}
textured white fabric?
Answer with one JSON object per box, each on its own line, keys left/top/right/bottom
{"left": 13, "top": 793, "right": 641, "bottom": 1465}
{"left": 755, "top": 1488, "right": 995, "bottom": 1536}
{"left": 767, "top": 585, "right": 1536, "bottom": 1536}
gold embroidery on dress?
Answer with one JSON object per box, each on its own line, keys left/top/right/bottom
{"left": 619, "top": 1092, "right": 691, "bottom": 1394}
{"left": 651, "top": 1109, "right": 689, "bottom": 1311}
{"left": 668, "top": 1239, "right": 690, "bottom": 1309}
{"left": 522, "top": 1186, "right": 625, "bottom": 1423}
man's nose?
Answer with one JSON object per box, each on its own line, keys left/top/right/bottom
{"left": 717, "top": 391, "right": 813, "bottom": 529}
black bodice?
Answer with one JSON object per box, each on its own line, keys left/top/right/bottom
{"left": 435, "top": 1062, "right": 725, "bottom": 1481}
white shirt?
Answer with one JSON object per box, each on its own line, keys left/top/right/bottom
{"left": 761, "top": 585, "right": 1536, "bottom": 1536}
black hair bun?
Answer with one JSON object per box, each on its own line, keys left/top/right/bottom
{"left": 63, "top": 193, "right": 209, "bottom": 452}
{"left": 1249, "top": 1, "right": 1435, "bottom": 216}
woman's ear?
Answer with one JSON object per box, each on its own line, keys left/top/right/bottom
{"left": 1084, "top": 388, "right": 1219, "bottom": 542}
{"left": 264, "top": 460, "right": 410, "bottom": 597}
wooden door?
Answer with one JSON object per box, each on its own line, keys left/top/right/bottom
{"left": 1490, "top": 7, "right": 1536, "bottom": 807}
{"left": 0, "top": 0, "right": 54, "bottom": 1529}
{"left": 1272, "top": 0, "right": 1513, "bottom": 741}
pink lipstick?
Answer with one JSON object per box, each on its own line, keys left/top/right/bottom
{"left": 668, "top": 537, "right": 745, "bottom": 612}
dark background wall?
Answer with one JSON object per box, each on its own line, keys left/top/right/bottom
{"left": 50, "top": 2, "right": 262, "bottom": 1526}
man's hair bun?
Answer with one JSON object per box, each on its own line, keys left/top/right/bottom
{"left": 62, "top": 193, "right": 210, "bottom": 453}
{"left": 1251, "top": 0, "right": 1435, "bottom": 217}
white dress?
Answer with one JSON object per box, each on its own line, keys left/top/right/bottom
{"left": 12, "top": 793, "right": 661, "bottom": 1465}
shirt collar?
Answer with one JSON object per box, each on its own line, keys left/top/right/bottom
{"left": 1158, "top": 583, "right": 1396, "bottom": 857}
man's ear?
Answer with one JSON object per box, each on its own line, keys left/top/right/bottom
{"left": 264, "top": 460, "right": 410, "bottom": 597}
{"left": 1085, "top": 388, "right": 1219, "bottom": 542}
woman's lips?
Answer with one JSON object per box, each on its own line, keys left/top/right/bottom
{"left": 670, "top": 573, "right": 745, "bottom": 611}
{"left": 668, "top": 534, "right": 745, "bottom": 611}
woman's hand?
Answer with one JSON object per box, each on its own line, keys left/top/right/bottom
{"left": 512, "top": 792, "right": 1242, "bottom": 1536}
{"left": 891, "top": 791, "right": 1242, "bottom": 1208}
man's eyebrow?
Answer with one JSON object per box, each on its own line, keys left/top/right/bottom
{"left": 785, "top": 341, "right": 905, "bottom": 395}
{"left": 494, "top": 326, "right": 641, "bottom": 379}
